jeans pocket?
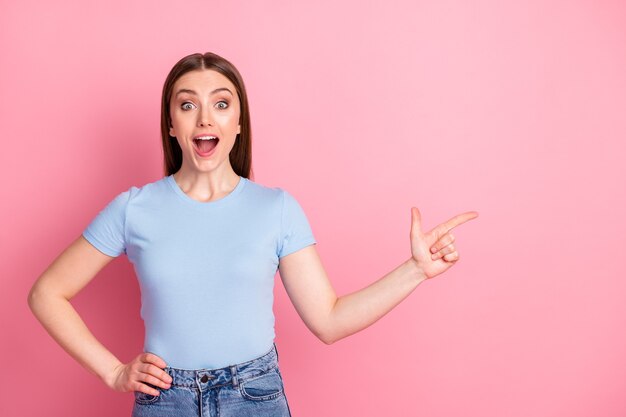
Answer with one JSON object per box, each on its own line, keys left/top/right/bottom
{"left": 239, "top": 367, "right": 285, "bottom": 401}
{"left": 134, "top": 382, "right": 162, "bottom": 405}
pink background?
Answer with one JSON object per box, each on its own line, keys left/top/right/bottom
{"left": 2, "top": 0, "right": 625, "bottom": 416}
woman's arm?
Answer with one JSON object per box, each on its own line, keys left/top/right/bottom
{"left": 27, "top": 235, "right": 172, "bottom": 396}
{"left": 278, "top": 206, "right": 478, "bottom": 344}
{"left": 27, "top": 235, "right": 124, "bottom": 386}
{"left": 279, "top": 248, "right": 424, "bottom": 344}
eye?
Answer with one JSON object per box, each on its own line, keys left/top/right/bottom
{"left": 181, "top": 102, "right": 196, "bottom": 111}
{"left": 216, "top": 100, "right": 229, "bottom": 109}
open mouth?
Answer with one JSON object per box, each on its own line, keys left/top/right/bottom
{"left": 193, "top": 136, "right": 219, "bottom": 154}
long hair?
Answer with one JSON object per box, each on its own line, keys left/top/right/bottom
{"left": 160, "top": 52, "right": 253, "bottom": 180}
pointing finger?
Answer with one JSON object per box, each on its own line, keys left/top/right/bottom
{"left": 431, "top": 211, "right": 479, "bottom": 237}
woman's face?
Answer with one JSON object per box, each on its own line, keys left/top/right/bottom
{"left": 169, "top": 69, "right": 241, "bottom": 174}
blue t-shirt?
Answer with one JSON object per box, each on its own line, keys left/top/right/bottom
{"left": 82, "top": 174, "right": 316, "bottom": 370}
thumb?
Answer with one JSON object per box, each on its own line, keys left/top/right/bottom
{"left": 411, "top": 207, "right": 423, "bottom": 237}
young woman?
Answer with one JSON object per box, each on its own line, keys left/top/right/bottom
{"left": 27, "top": 52, "right": 478, "bottom": 417}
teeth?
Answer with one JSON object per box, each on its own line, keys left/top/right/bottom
{"left": 195, "top": 136, "right": 217, "bottom": 140}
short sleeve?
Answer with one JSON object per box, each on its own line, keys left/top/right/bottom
{"left": 82, "top": 190, "right": 131, "bottom": 257}
{"left": 277, "top": 189, "right": 317, "bottom": 259}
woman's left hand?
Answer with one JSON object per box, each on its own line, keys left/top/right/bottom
{"left": 410, "top": 207, "right": 479, "bottom": 280}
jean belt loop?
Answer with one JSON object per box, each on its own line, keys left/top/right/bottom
{"left": 230, "top": 365, "right": 238, "bottom": 388}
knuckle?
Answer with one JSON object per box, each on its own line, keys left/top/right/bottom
{"left": 445, "top": 252, "right": 458, "bottom": 261}
{"left": 139, "top": 380, "right": 160, "bottom": 396}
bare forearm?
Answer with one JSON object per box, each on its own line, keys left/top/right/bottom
{"left": 325, "top": 258, "right": 426, "bottom": 344}
{"left": 27, "top": 288, "right": 122, "bottom": 386}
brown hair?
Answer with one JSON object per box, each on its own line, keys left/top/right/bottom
{"left": 160, "top": 52, "right": 253, "bottom": 180}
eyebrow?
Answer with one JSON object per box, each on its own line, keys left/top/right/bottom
{"left": 175, "top": 87, "right": 233, "bottom": 97}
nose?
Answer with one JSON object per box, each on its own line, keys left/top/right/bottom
{"left": 197, "top": 107, "right": 214, "bottom": 127}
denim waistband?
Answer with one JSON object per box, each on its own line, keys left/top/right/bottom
{"left": 163, "top": 343, "right": 279, "bottom": 389}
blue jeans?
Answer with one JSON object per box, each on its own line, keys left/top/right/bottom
{"left": 132, "top": 343, "right": 292, "bottom": 417}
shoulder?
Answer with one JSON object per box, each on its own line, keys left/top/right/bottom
{"left": 241, "top": 177, "right": 285, "bottom": 203}
{"left": 246, "top": 178, "right": 307, "bottom": 200}
{"left": 120, "top": 175, "right": 172, "bottom": 204}
{"left": 242, "top": 179, "right": 311, "bottom": 219}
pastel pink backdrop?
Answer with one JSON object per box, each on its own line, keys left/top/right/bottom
{"left": 2, "top": 1, "right": 625, "bottom": 416}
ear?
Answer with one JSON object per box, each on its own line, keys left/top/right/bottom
{"left": 237, "top": 124, "right": 241, "bottom": 135}
{"left": 168, "top": 114, "right": 175, "bottom": 137}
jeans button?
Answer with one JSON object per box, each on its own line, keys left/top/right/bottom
{"left": 200, "top": 375, "right": 209, "bottom": 383}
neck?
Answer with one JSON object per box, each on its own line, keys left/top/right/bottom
{"left": 173, "top": 165, "right": 240, "bottom": 203}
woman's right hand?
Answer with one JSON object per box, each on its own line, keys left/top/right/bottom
{"left": 105, "top": 352, "right": 173, "bottom": 396}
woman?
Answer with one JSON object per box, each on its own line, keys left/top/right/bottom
{"left": 27, "top": 52, "right": 478, "bottom": 416}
